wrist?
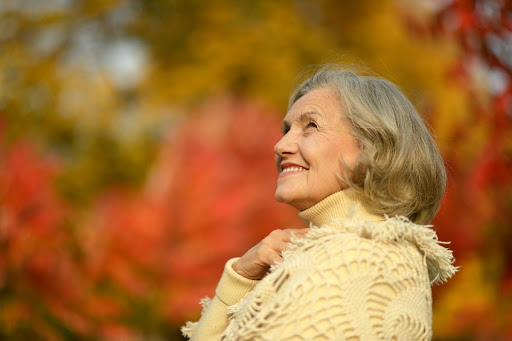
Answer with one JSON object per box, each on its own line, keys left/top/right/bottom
{"left": 216, "top": 258, "right": 259, "bottom": 306}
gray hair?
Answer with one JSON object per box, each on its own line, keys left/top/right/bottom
{"left": 289, "top": 65, "right": 446, "bottom": 224}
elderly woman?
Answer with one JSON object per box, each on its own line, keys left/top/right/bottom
{"left": 182, "top": 66, "right": 457, "bottom": 340}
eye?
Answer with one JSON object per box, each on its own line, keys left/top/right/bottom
{"left": 306, "top": 120, "right": 318, "bottom": 129}
{"left": 281, "top": 121, "right": 291, "bottom": 135}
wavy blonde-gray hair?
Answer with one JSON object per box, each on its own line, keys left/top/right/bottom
{"left": 289, "top": 66, "right": 446, "bottom": 224}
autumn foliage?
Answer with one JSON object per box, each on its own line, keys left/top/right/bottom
{"left": 83, "top": 96, "right": 302, "bottom": 324}
{"left": 418, "top": 1, "right": 512, "bottom": 339}
{"left": 0, "top": 134, "right": 86, "bottom": 339}
{"left": 0, "top": 0, "right": 511, "bottom": 340}
{"left": 0, "top": 98, "right": 301, "bottom": 340}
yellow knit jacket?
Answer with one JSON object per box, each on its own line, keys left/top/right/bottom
{"left": 182, "top": 190, "right": 457, "bottom": 340}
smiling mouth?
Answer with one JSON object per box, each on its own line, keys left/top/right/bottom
{"left": 279, "top": 166, "right": 308, "bottom": 177}
{"left": 281, "top": 166, "right": 308, "bottom": 173}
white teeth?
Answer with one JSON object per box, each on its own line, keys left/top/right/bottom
{"left": 282, "top": 167, "right": 307, "bottom": 173}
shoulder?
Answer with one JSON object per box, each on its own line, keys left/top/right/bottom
{"left": 286, "top": 216, "right": 458, "bottom": 285}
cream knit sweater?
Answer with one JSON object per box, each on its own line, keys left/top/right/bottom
{"left": 182, "top": 190, "right": 457, "bottom": 340}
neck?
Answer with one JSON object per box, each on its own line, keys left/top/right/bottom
{"left": 298, "top": 189, "right": 384, "bottom": 227}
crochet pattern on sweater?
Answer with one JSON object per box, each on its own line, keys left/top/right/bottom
{"left": 183, "top": 191, "right": 457, "bottom": 341}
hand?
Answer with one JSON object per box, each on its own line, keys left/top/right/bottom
{"left": 232, "top": 228, "right": 310, "bottom": 280}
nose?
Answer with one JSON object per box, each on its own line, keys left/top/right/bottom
{"left": 274, "top": 131, "right": 298, "bottom": 157}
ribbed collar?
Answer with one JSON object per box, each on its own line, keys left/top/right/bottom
{"left": 298, "top": 189, "right": 385, "bottom": 227}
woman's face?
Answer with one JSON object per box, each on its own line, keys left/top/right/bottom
{"left": 274, "top": 87, "right": 360, "bottom": 211}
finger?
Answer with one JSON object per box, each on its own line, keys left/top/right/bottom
{"left": 266, "top": 251, "right": 283, "bottom": 266}
{"left": 292, "top": 228, "right": 310, "bottom": 235}
{"left": 268, "top": 229, "right": 289, "bottom": 241}
{"left": 262, "top": 238, "right": 289, "bottom": 255}
{"left": 273, "top": 241, "right": 289, "bottom": 253}
{"left": 286, "top": 228, "right": 310, "bottom": 240}
{"left": 283, "top": 227, "right": 310, "bottom": 233}
{"left": 269, "top": 229, "right": 299, "bottom": 243}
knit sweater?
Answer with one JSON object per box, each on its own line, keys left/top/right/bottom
{"left": 182, "top": 189, "right": 457, "bottom": 340}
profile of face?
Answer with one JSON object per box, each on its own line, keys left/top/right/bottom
{"left": 274, "top": 87, "right": 360, "bottom": 211}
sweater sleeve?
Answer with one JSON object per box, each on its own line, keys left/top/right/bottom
{"left": 223, "top": 233, "right": 436, "bottom": 340}
{"left": 182, "top": 258, "right": 259, "bottom": 340}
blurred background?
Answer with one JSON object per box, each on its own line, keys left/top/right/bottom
{"left": 0, "top": 0, "right": 511, "bottom": 340}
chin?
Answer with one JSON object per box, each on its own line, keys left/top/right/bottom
{"left": 275, "top": 192, "right": 305, "bottom": 211}
{"left": 274, "top": 190, "right": 287, "bottom": 204}
{"left": 275, "top": 190, "right": 294, "bottom": 204}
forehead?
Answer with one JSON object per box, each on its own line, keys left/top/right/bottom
{"left": 284, "top": 87, "right": 341, "bottom": 121}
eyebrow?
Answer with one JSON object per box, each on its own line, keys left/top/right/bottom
{"left": 281, "top": 111, "right": 321, "bottom": 132}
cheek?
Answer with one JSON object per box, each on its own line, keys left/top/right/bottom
{"left": 343, "top": 151, "right": 359, "bottom": 170}
{"left": 337, "top": 137, "right": 361, "bottom": 168}
{"left": 319, "top": 144, "right": 360, "bottom": 181}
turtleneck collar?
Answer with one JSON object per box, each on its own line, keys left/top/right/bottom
{"left": 298, "top": 189, "right": 385, "bottom": 227}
